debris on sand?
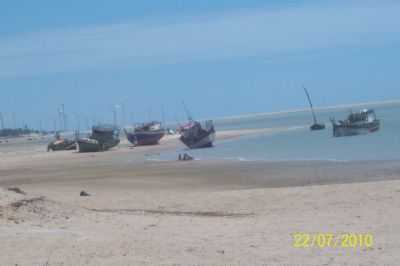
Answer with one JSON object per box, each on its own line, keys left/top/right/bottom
{"left": 7, "top": 187, "right": 26, "bottom": 195}
{"left": 88, "top": 208, "right": 253, "bottom": 218}
{"left": 178, "top": 153, "right": 194, "bottom": 161}
{"left": 80, "top": 190, "right": 91, "bottom": 197}
{"left": 10, "top": 197, "right": 45, "bottom": 209}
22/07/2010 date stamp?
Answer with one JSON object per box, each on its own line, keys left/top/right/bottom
{"left": 293, "top": 233, "right": 374, "bottom": 249}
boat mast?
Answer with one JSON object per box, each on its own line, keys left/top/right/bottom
{"left": 0, "top": 112, "right": 4, "bottom": 130}
{"left": 161, "top": 105, "right": 166, "bottom": 128}
{"left": 61, "top": 104, "right": 66, "bottom": 132}
{"left": 303, "top": 86, "right": 318, "bottom": 124}
{"left": 182, "top": 101, "right": 193, "bottom": 121}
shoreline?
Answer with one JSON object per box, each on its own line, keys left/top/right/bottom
{"left": 1, "top": 124, "right": 396, "bottom": 169}
{"left": 1, "top": 115, "right": 400, "bottom": 265}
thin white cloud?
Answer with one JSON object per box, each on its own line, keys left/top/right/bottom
{"left": 0, "top": 1, "right": 399, "bottom": 77}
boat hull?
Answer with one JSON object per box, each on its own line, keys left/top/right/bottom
{"left": 310, "top": 123, "right": 326, "bottom": 131}
{"left": 126, "top": 131, "right": 165, "bottom": 146}
{"left": 102, "top": 139, "right": 120, "bottom": 150}
{"left": 77, "top": 138, "right": 120, "bottom": 152}
{"left": 180, "top": 131, "right": 215, "bottom": 149}
{"left": 47, "top": 139, "right": 76, "bottom": 151}
{"left": 332, "top": 120, "right": 380, "bottom": 137}
{"left": 77, "top": 139, "right": 101, "bottom": 153}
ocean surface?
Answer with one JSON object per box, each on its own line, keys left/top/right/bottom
{"left": 158, "top": 102, "right": 400, "bottom": 162}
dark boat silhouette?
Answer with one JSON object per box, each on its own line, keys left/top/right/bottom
{"left": 77, "top": 125, "right": 120, "bottom": 152}
{"left": 178, "top": 101, "right": 215, "bottom": 149}
{"left": 124, "top": 121, "right": 165, "bottom": 146}
{"left": 330, "top": 109, "right": 380, "bottom": 137}
{"left": 303, "top": 87, "right": 325, "bottom": 131}
{"left": 179, "top": 120, "right": 215, "bottom": 149}
{"left": 47, "top": 132, "right": 76, "bottom": 151}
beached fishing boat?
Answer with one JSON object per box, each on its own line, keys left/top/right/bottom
{"left": 124, "top": 121, "right": 165, "bottom": 146}
{"left": 77, "top": 125, "right": 120, "bottom": 152}
{"left": 303, "top": 87, "right": 325, "bottom": 131}
{"left": 178, "top": 101, "right": 215, "bottom": 149}
{"left": 77, "top": 138, "right": 102, "bottom": 152}
{"left": 47, "top": 138, "right": 76, "bottom": 151}
{"left": 330, "top": 109, "right": 380, "bottom": 137}
{"left": 179, "top": 120, "right": 215, "bottom": 149}
{"left": 47, "top": 132, "right": 77, "bottom": 151}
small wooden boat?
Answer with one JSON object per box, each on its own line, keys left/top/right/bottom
{"left": 177, "top": 101, "right": 216, "bottom": 149}
{"left": 47, "top": 132, "right": 77, "bottom": 151}
{"left": 47, "top": 139, "right": 76, "bottom": 151}
{"left": 303, "top": 87, "right": 325, "bottom": 131}
{"left": 179, "top": 120, "right": 215, "bottom": 149}
{"left": 77, "top": 138, "right": 102, "bottom": 153}
{"left": 77, "top": 125, "right": 120, "bottom": 152}
{"left": 124, "top": 121, "right": 165, "bottom": 146}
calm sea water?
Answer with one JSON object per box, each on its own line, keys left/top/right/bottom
{"left": 159, "top": 102, "right": 400, "bottom": 162}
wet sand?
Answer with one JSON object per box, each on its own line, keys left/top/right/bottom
{"left": 1, "top": 130, "right": 400, "bottom": 265}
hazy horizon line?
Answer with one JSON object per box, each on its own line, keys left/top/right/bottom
{"left": 208, "top": 99, "right": 400, "bottom": 122}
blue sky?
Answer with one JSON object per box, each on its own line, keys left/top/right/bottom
{"left": 0, "top": 0, "right": 399, "bottom": 130}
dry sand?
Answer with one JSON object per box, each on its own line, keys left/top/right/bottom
{"left": 1, "top": 130, "right": 400, "bottom": 265}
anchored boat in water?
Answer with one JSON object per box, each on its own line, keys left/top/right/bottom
{"left": 330, "top": 109, "right": 380, "bottom": 137}
{"left": 303, "top": 87, "right": 325, "bottom": 131}
{"left": 124, "top": 121, "right": 165, "bottom": 146}
{"left": 77, "top": 125, "right": 120, "bottom": 152}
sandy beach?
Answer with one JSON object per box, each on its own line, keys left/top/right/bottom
{"left": 1, "top": 130, "right": 400, "bottom": 266}
{"left": 3, "top": 0, "right": 400, "bottom": 264}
